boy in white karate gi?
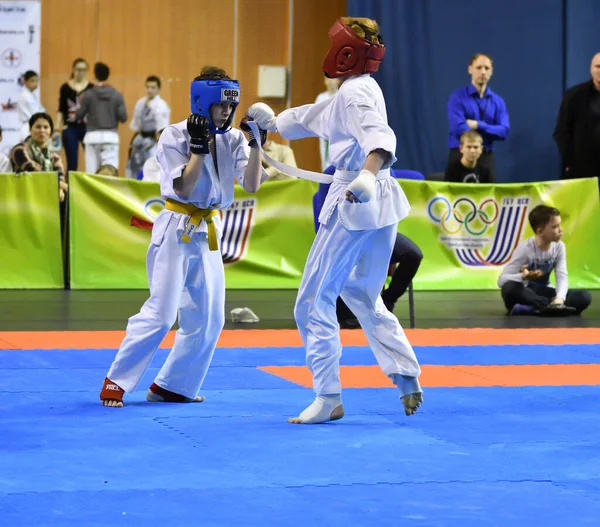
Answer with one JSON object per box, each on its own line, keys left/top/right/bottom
{"left": 17, "top": 70, "right": 45, "bottom": 141}
{"left": 100, "top": 66, "right": 267, "bottom": 407}
{"left": 249, "top": 18, "right": 423, "bottom": 424}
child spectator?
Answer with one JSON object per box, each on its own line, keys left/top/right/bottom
{"left": 498, "top": 205, "right": 592, "bottom": 316}
{"left": 444, "top": 130, "right": 493, "bottom": 183}
{"left": 0, "top": 127, "right": 12, "bottom": 172}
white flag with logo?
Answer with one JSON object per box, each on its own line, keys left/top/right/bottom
{"left": 0, "top": 1, "right": 41, "bottom": 155}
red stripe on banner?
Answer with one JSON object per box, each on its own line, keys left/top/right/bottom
{"left": 130, "top": 216, "right": 154, "bottom": 231}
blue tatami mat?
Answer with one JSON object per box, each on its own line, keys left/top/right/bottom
{"left": 0, "top": 343, "right": 599, "bottom": 526}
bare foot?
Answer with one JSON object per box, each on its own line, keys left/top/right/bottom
{"left": 102, "top": 399, "right": 124, "bottom": 408}
{"left": 288, "top": 405, "right": 344, "bottom": 424}
{"left": 288, "top": 396, "right": 344, "bottom": 424}
{"left": 402, "top": 392, "right": 423, "bottom": 416}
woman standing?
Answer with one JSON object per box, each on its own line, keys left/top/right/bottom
{"left": 56, "top": 58, "right": 94, "bottom": 172}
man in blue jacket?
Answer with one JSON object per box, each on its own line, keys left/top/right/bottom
{"left": 446, "top": 53, "right": 510, "bottom": 182}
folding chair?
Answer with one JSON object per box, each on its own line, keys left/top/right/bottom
{"left": 388, "top": 263, "right": 416, "bottom": 329}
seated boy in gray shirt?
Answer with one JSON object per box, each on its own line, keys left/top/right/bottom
{"left": 497, "top": 205, "right": 592, "bottom": 316}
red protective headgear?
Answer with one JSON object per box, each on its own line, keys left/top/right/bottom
{"left": 322, "top": 19, "right": 386, "bottom": 79}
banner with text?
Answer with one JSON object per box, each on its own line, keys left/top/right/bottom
{"left": 0, "top": 1, "right": 41, "bottom": 154}
{"left": 68, "top": 172, "right": 600, "bottom": 290}
{"left": 68, "top": 172, "right": 318, "bottom": 289}
{"left": 0, "top": 172, "right": 64, "bottom": 288}
{"left": 398, "top": 177, "right": 600, "bottom": 290}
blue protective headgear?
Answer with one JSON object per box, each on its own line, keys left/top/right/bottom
{"left": 190, "top": 79, "right": 241, "bottom": 134}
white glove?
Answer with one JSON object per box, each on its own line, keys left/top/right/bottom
{"left": 247, "top": 102, "right": 278, "bottom": 132}
{"left": 346, "top": 169, "right": 376, "bottom": 203}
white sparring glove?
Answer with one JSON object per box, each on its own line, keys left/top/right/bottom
{"left": 247, "top": 102, "right": 278, "bottom": 132}
{"left": 346, "top": 169, "right": 377, "bottom": 203}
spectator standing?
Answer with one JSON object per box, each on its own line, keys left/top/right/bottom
{"left": 126, "top": 76, "right": 171, "bottom": 178}
{"left": 553, "top": 52, "right": 600, "bottom": 181}
{"left": 56, "top": 58, "right": 94, "bottom": 172}
{"left": 0, "top": 127, "right": 12, "bottom": 172}
{"left": 446, "top": 54, "right": 509, "bottom": 181}
{"left": 17, "top": 70, "right": 45, "bottom": 141}
{"left": 75, "top": 62, "right": 127, "bottom": 174}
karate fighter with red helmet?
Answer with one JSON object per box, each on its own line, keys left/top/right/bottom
{"left": 248, "top": 17, "right": 423, "bottom": 424}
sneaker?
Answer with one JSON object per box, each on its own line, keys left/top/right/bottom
{"left": 230, "top": 307, "right": 260, "bottom": 323}
{"left": 536, "top": 304, "right": 577, "bottom": 317}
{"left": 509, "top": 304, "right": 534, "bottom": 316}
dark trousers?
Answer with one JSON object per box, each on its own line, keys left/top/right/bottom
{"left": 501, "top": 281, "right": 592, "bottom": 314}
{"left": 62, "top": 124, "right": 87, "bottom": 172}
{"left": 337, "top": 233, "right": 423, "bottom": 321}
{"left": 446, "top": 147, "right": 496, "bottom": 183}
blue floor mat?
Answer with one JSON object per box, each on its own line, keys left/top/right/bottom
{"left": 1, "top": 344, "right": 599, "bottom": 526}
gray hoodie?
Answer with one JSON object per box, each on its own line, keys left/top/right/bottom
{"left": 75, "top": 85, "right": 127, "bottom": 132}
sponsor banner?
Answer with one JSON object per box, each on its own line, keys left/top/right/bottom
{"left": 398, "top": 178, "right": 600, "bottom": 290}
{"left": 68, "top": 172, "right": 600, "bottom": 290}
{"left": 68, "top": 172, "right": 318, "bottom": 289}
{"left": 0, "top": 172, "right": 64, "bottom": 288}
{"left": 0, "top": 1, "right": 41, "bottom": 154}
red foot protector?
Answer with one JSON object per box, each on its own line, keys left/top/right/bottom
{"left": 148, "top": 382, "right": 193, "bottom": 402}
{"left": 100, "top": 377, "right": 124, "bottom": 402}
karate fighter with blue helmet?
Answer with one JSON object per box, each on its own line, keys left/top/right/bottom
{"left": 100, "top": 66, "right": 268, "bottom": 407}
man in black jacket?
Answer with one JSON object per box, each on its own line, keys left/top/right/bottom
{"left": 553, "top": 53, "right": 600, "bottom": 180}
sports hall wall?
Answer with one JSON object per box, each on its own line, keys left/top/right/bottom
{"left": 347, "top": 0, "right": 600, "bottom": 183}
{"left": 39, "top": 0, "right": 345, "bottom": 173}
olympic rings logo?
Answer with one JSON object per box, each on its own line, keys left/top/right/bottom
{"left": 428, "top": 196, "right": 499, "bottom": 236}
{"left": 144, "top": 198, "right": 165, "bottom": 219}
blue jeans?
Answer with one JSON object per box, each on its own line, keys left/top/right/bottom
{"left": 62, "top": 124, "right": 87, "bottom": 172}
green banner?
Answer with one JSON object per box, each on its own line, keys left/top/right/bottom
{"left": 68, "top": 172, "right": 600, "bottom": 290}
{"left": 398, "top": 177, "right": 600, "bottom": 290}
{"left": 68, "top": 172, "right": 318, "bottom": 289}
{"left": 0, "top": 172, "right": 64, "bottom": 288}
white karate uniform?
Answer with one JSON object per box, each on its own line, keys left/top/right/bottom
{"left": 83, "top": 130, "right": 120, "bottom": 174}
{"left": 130, "top": 95, "right": 171, "bottom": 134}
{"left": 0, "top": 153, "right": 12, "bottom": 173}
{"left": 277, "top": 75, "right": 421, "bottom": 397}
{"left": 142, "top": 156, "right": 161, "bottom": 182}
{"left": 127, "top": 95, "right": 172, "bottom": 177}
{"left": 106, "top": 120, "right": 263, "bottom": 398}
{"left": 17, "top": 87, "right": 45, "bottom": 141}
{"left": 314, "top": 90, "right": 334, "bottom": 171}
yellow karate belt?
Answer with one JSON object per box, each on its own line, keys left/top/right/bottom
{"left": 164, "top": 198, "right": 219, "bottom": 251}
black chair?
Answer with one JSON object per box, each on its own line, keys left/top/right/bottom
{"left": 426, "top": 172, "right": 445, "bottom": 181}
